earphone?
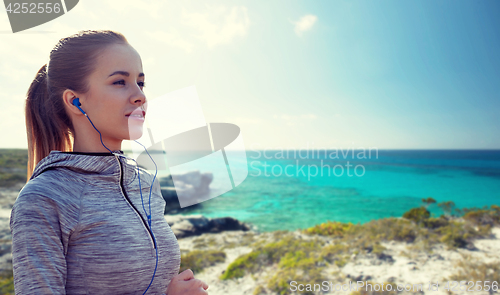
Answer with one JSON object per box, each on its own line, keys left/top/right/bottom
{"left": 72, "top": 98, "right": 159, "bottom": 295}
{"left": 72, "top": 98, "right": 86, "bottom": 116}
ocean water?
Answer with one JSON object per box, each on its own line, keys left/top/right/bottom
{"left": 154, "top": 149, "right": 500, "bottom": 233}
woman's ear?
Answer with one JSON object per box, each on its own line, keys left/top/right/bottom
{"left": 62, "top": 89, "right": 84, "bottom": 116}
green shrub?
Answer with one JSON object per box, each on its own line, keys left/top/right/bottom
{"left": 0, "top": 269, "right": 14, "bottom": 295}
{"left": 220, "top": 233, "right": 327, "bottom": 294}
{"left": 0, "top": 172, "right": 26, "bottom": 187}
{"left": 303, "top": 218, "right": 421, "bottom": 261}
{"left": 403, "top": 207, "right": 430, "bottom": 224}
{"left": 303, "top": 202, "right": 498, "bottom": 252}
{"left": 437, "top": 221, "right": 490, "bottom": 249}
{"left": 0, "top": 149, "right": 28, "bottom": 169}
{"left": 463, "top": 206, "right": 500, "bottom": 226}
{"left": 356, "top": 218, "right": 420, "bottom": 243}
{"left": 0, "top": 148, "right": 28, "bottom": 187}
{"left": 221, "top": 251, "right": 266, "bottom": 280}
{"left": 180, "top": 249, "right": 226, "bottom": 274}
{"left": 422, "top": 197, "right": 436, "bottom": 208}
{"left": 438, "top": 201, "right": 457, "bottom": 216}
{"left": 321, "top": 243, "right": 348, "bottom": 263}
{"left": 302, "top": 221, "right": 358, "bottom": 237}
{"left": 423, "top": 216, "right": 449, "bottom": 229}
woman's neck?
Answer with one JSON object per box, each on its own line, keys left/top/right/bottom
{"left": 72, "top": 137, "right": 122, "bottom": 153}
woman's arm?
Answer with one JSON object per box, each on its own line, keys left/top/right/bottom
{"left": 10, "top": 193, "right": 70, "bottom": 294}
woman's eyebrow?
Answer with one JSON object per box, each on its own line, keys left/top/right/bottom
{"left": 108, "top": 71, "right": 145, "bottom": 78}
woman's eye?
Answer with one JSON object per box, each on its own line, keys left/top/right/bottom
{"left": 113, "top": 80, "right": 145, "bottom": 87}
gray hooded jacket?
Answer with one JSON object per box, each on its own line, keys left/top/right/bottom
{"left": 10, "top": 150, "right": 181, "bottom": 294}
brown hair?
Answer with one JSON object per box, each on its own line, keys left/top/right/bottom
{"left": 25, "top": 30, "right": 128, "bottom": 181}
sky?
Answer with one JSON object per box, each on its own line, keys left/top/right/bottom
{"left": 0, "top": 0, "right": 499, "bottom": 151}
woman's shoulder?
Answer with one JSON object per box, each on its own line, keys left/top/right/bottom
{"left": 16, "top": 169, "right": 87, "bottom": 207}
{"left": 10, "top": 171, "right": 84, "bottom": 237}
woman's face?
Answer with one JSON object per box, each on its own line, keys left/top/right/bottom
{"left": 82, "top": 43, "right": 146, "bottom": 143}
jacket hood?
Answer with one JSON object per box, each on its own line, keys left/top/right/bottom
{"left": 30, "top": 150, "right": 141, "bottom": 187}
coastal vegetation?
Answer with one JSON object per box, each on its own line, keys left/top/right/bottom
{"left": 0, "top": 269, "right": 13, "bottom": 295}
{"left": 0, "top": 149, "right": 27, "bottom": 187}
{"left": 179, "top": 249, "right": 226, "bottom": 274}
{"left": 203, "top": 199, "right": 499, "bottom": 295}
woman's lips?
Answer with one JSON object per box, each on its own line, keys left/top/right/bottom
{"left": 125, "top": 108, "right": 146, "bottom": 117}
{"left": 126, "top": 114, "right": 145, "bottom": 122}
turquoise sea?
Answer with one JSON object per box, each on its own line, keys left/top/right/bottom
{"left": 150, "top": 149, "right": 500, "bottom": 233}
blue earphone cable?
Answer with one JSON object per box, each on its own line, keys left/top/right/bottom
{"left": 127, "top": 141, "right": 159, "bottom": 295}
{"left": 83, "top": 112, "right": 159, "bottom": 295}
{"left": 131, "top": 140, "right": 158, "bottom": 228}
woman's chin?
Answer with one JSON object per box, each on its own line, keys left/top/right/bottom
{"left": 127, "top": 126, "right": 144, "bottom": 141}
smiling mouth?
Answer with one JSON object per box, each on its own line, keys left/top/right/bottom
{"left": 126, "top": 109, "right": 146, "bottom": 119}
{"left": 127, "top": 114, "right": 145, "bottom": 118}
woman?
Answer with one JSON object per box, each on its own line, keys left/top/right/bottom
{"left": 10, "top": 30, "right": 209, "bottom": 294}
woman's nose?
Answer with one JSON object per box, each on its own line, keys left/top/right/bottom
{"left": 131, "top": 87, "right": 146, "bottom": 105}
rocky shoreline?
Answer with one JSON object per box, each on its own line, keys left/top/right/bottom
{"left": 165, "top": 214, "right": 254, "bottom": 239}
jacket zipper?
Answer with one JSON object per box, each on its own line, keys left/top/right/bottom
{"left": 115, "top": 155, "right": 156, "bottom": 249}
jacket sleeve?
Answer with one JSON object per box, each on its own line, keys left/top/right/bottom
{"left": 10, "top": 192, "right": 68, "bottom": 295}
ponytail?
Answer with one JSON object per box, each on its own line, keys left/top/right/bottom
{"left": 25, "top": 64, "right": 73, "bottom": 181}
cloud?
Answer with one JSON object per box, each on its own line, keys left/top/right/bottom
{"left": 145, "top": 5, "right": 250, "bottom": 52}
{"left": 273, "top": 113, "right": 317, "bottom": 126}
{"left": 103, "top": 0, "right": 166, "bottom": 20}
{"left": 291, "top": 14, "right": 318, "bottom": 37}
{"left": 223, "top": 116, "right": 264, "bottom": 125}
{"left": 300, "top": 114, "right": 317, "bottom": 119}
{"left": 181, "top": 5, "right": 250, "bottom": 49}
{"left": 146, "top": 29, "right": 196, "bottom": 53}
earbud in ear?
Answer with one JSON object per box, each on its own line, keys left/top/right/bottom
{"left": 72, "top": 97, "right": 81, "bottom": 106}
{"left": 72, "top": 98, "right": 86, "bottom": 115}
